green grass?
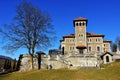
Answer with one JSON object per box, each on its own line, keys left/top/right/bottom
{"left": 0, "top": 62, "right": 120, "bottom": 80}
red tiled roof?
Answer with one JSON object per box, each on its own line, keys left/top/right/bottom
{"left": 63, "top": 34, "right": 75, "bottom": 38}
{"left": 87, "top": 32, "right": 104, "bottom": 37}
{"left": 62, "top": 32, "right": 104, "bottom": 38}
{"left": 76, "top": 46, "right": 86, "bottom": 49}
{"left": 74, "top": 17, "right": 87, "bottom": 21}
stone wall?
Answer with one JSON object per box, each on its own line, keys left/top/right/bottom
{"left": 20, "top": 54, "right": 38, "bottom": 71}
{"left": 62, "top": 54, "right": 99, "bottom": 69}
{"left": 20, "top": 54, "right": 100, "bottom": 71}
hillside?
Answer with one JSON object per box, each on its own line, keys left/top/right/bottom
{"left": 0, "top": 55, "right": 13, "bottom": 60}
{"left": 0, "top": 55, "right": 13, "bottom": 72}
{"left": 0, "top": 62, "right": 120, "bottom": 80}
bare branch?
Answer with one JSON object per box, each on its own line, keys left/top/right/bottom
{"left": 0, "top": 1, "right": 56, "bottom": 55}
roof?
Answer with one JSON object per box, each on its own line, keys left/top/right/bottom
{"left": 62, "top": 32, "right": 104, "bottom": 39}
{"left": 103, "top": 40, "right": 111, "bottom": 43}
{"left": 101, "top": 52, "right": 113, "bottom": 59}
{"left": 87, "top": 32, "right": 104, "bottom": 37}
{"left": 74, "top": 17, "right": 87, "bottom": 21}
{"left": 73, "top": 17, "right": 88, "bottom": 27}
{"left": 63, "top": 34, "right": 75, "bottom": 38}
{"left": 76, "top": 46, "right": 86, "bottom": 49}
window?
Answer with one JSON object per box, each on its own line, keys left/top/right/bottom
{"left": 104, "top": 48, "right": 105, "bottom": 52}
{"left": 96, "top": 39, "right": 101, "bottom": 42}
{"left": 98, "top": 39, "right": 100, "bottom": 42}
{"left": 79, "top": 34, "right": 83, "bottom": 37}
{"left": 70, "top": 47, "right": 74, "bottom": 51}
{"left": 88, "top": 46, "right": 92, "bottom": 52}
{"left": 96, "top": 39, "right": 98, "bottom": 42}
{"left": 79, "top": 49, "right": 83, "bottom": 54}
{"left": 88, "top": 38, "right": 92, "bottom": 42}
{"left": 79, "top": 22, "right": 81, "bottom": 26}
{"left": 76, "top": 23, "right": 78, "bottom": 26}
{"left": 104, "top": 44, "right": 105, "bottom": 47}
{"left": 70, "top": 39, "right": 74, "bottom": 43}
{"left": 83, "top": 22, "right": 85, "bottom": 26}
{"left": 97, "top": 46, "right": 100, "bottom": 52}
{"left": 90, "top": 39, "right": 92, "bottom": 42}
{"left": 79, "top": 34, "right": 83, "bottom": 41}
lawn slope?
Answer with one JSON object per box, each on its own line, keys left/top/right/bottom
{"left": 0, "top": 62, "right": 120, "bottom": 80}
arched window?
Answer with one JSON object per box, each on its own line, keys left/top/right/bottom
{"left": 88, "top": 46, "right": 91, "bottom": 52}
{"left": 70, "top": 46, "right": 74, "bottom": 51}
{"left": 96, "top": 39, "right": 98, "bottom": 42}
{"left": 106, "top": 56, "right": 109, "bottom": 62}
{"left": 78, "top": 34, "right": 83, "bottom": 41}
{"left": 76, "top": 23, "right": 78, "bottom": 26}
{"left": 79, "top": 49, "right": 83, "bottom": 54}
{"left": 97, "top": 46, "right": 100, "bottom": 52}
{"left": 79, "top": 22, "right": 81, "bottom": 26}
{"left": 83, "top": 22, "right": 85, "bottom": 26}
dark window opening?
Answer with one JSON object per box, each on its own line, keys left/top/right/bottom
{"left": 97, "top": 46, "right": 100, "bottom": 52}
{"left": 89, "top": 46, "right": 91, "bottom": 52}
{"left": 83, "top": 22, "right": 84, "bottom": 26}
{"left": 76, "top": 23, "right": 78, "bottom": 26}
{"left": 90, "top": 39, "right": 91, "bottom": 42}
{"left": 104, "top": 44, "right": 105, "bottom": 46}
{"left": 106, "top": 56, "right": 109, "bottom": 62}
{"left": 79, "top": 49, "right": 83, "bottom": 54}
{"left": 62, "top": 47, "right": 64, "bottom": 55}
{"left": 96, "top": 39, "right": 98, "bottom": 42}
{"left": 79, "top": 23, "right": 81, "bottom": 26}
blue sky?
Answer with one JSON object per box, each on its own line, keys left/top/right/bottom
{"left": 0, "top": 0, "right": 120, "bottom": 59}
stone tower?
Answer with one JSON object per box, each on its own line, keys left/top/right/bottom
{"left": 73, "top": 17, "right": 88, "bottom": 54}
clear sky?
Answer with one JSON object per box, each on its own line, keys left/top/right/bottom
{"left": 0, "top": 0, "right": 120, "bottom": 59}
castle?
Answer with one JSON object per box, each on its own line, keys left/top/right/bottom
{"left": 60, "top": 17, "right": 111, "bottom": 55}
{"left": 19, "top": 17, "right": 120, "bottom": 71}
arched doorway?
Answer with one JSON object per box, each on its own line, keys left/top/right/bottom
{"left": 106, "top": 56, "right": 109, "bottom": 62}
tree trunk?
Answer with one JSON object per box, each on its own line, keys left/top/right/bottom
{"left": 30, "top": 54, "right": 34, "bottom": 70}
{"left": 31, "top": 46, "right": 35, "bottom": 70}
{"left": 37, "top": 53, "right": 41, "bottom": 69}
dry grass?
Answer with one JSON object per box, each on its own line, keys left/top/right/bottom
{"left": 0, "top": 62, "right": 120, "bottom": 80}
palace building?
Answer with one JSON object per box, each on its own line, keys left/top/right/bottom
{"left": 60, "top": 17, "right": 111, "bottom": 55}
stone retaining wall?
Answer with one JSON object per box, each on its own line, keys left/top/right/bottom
{"left": 19, "top": 54, "right": 99, "bottom": 71}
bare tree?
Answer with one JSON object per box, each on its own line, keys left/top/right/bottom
{"left": 111, "top": 42, "right": 117, "bottom": 52}
{"left": 0, "top": 1, "right": 55, "bottom": 69}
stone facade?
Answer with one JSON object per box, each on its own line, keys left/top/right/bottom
{"left": 20, "top": 54, "right": 38, "bottom": 71}
{"left": 60, "top": 17, "right": 111, "bottom": 55}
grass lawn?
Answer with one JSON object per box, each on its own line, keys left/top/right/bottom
{"left": 0, "top": 62, "right": 120, "bottom": 80}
